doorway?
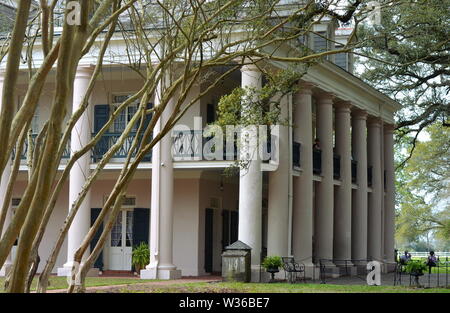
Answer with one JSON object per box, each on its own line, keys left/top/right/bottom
{"left": 109, "top": 210, "right": 133, "bottom": 271}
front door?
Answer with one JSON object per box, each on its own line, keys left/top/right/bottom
{"left": 109, "top": 210, "right": 133, "bottom": 271}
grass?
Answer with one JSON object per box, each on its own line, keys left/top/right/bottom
{"left": 0, "top": 276, "right": 157, "bottom": 292}
{"left": 151, "top": 282, "right": 450, "bottom": 293}
{"left": 1, "top": 277, "right": 448, "bottom": 293}
{"left": 103, "top": 281, "right": 450, "bottom": 294}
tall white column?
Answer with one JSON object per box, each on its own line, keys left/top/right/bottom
{"left": 367, "top": 117, "right": 383, "bottom": 262}
{"left": 267, "top": 94, "right": 289, "bottom": 258}
{"left": 292, "top": 84, "right": 315, "bottom": 272}
{"left": 58, "top": 65, "right": 94, "bottom": 276}
{"left": 0, "top": 69, "right": 13, "bottom": 276}
{"left": 314, "top": 93, "right": 335, "bottom": 263}
{"left": 351, "top": 109, "right": 368, "bottom": 263}
{"left": 238, "top": 64, "right": 262, "bottom": 281}
{"left": 142, "top": 79, "right": 181, "bottom": 280}
{"left": 333, "top": 101, "right": 352, "bottom": 264}
{"left": 383, "top": 124, "right": 396, "bottom": 265}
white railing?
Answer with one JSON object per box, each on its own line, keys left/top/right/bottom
{"left": 401, "top": 251, "right": 450, "bottom": 258}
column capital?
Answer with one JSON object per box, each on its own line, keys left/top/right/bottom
{"left": 297, "top": 82, "right": 315, "bottom": 95}
{"left": 352, "top": 108, "right": 368, "bottom": 120}
{"left": 75, "top": 64, "right": 95, "bottom": 79}
{"left": 240, "top": 63, "right": 261, "bottom": 73}
{"left": 334, "top": 100, "right": 352, "bottom": 113}
{"left": 384, "top": 123, "right": 396, "bottom": 134}
{"left": 367, "top": 116, "right": 382, "bottom": 127}
{"left": 315, "top": 91, "right": 335, "bottom": 105}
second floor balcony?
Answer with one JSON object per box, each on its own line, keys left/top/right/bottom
{"left": 92, "top": 132, "right": 152, "bottom": 162}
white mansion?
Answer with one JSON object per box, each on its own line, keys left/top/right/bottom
{"left": 0, "top": 6, "right": 400, "bottom": 281}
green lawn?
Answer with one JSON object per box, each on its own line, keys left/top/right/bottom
{"left": 111, "top": 282, "right": 450, "bottom": 293}
{"left": 0, "top": 276, "right": 156, "bottom": 292}
{"left": 1, "top": 277, "right": 448, "bottom": 293}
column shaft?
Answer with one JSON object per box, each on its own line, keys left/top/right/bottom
{"left": 292, "top": 85, "right": 314, "bottom": 267}
{"left": 383, "top": 125, "right": 395, "bottom": 263}
{"left": 333, "top": 102, "right": 352, "bottom": 262}
{"left": 143, "top": 77, "right": 181, "bottom": 280}
{"left": 351, "top": 110, "right": 368, "bottom": 261}
{"left": 267, "top": 94, "right": 289, "bottom": 257}
{"left": 314, "top": 94, "right": 334, "bottom": 262}
{"left": 238, "top": 65, "right": 262, "bottom": 273}
{"left": 60, "top": 66, "right": 94, "bottom": 275}
{"left": 367, "top": 118, "right": 382, "bottom": 261}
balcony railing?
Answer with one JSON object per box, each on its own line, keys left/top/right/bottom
{"left": 333, "top": 154, "right": 341, "bottom": 180}
{"left": 292, "top": 141, "right": 301, "bottom": 168}
{"left": 12, "top": 134, "right": 71, "bottom": 160}
{"left": 91, "top": 132, "right": 152, "bottom": 162}
{"left": 173, "top": 130, "right": 278, "bottom": 162}
{"left": 368, "top": 166, "right": 373, "bottom": 187}
{"left": 313, "top": 149, "right": 322, "bottom": 174}
{"left": 351, "top": 160, "right": 357, "bottom": 183}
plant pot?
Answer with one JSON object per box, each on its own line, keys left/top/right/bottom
{"left": 266, "top": 267, "right": 279, "bottom": 282}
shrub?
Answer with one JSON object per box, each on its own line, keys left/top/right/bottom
{"left": 405, "top": 260, "right": 427, "bottom": 275}
{"left": 262, "top": 256, "right": 283, "bottom": 270}
{"left": 132, "top": 242, "right": 150, "bottom": 272}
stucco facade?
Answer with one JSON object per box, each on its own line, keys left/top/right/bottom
{"left": 0, "top": 17, "right": 400, "bottom": 280}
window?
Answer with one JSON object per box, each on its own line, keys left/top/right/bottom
{"left": 334, "top": 45, "right": 349, "bottom": 71}
{"left": 112, "top": 94, "right": 138, "bottom": 132}
{"left": 313, "top": 31, "right": 328, "bottom": 52}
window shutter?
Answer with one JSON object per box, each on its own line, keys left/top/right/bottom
{"left": 132, "top": 208, "right": 150, "bottom": 247}
{"left": 90, "top": 208, "right": 104, "bottom": 270}
{"left": 94, "top": 105, "right": 110, "bottom": 133}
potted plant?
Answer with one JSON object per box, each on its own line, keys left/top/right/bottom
{"left": 262, "top": 256, "right": 283, "bottom": 282}
{"left": 132, "top": 242, "right": 150, "bottom": 275}
{"left": 405, "top": 260, "right": 427, "bottom": 286}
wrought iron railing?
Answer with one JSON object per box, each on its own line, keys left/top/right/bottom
{"left": 91, "top": 132, "right": 152, "bottom": 162}
{"left": 12, "top": 134, "right": 71, "bottom": 160}
{"left": 351, "top": 160, "right": 357, "bottom": 183}
{"left": 292, "top": 141, "right": 301, "bottom": 168}
{"left": 333, "top": 153, "right": 341, "bottom": 179}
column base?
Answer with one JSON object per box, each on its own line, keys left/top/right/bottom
{"left": 382, "top": 261, "right": 395, "bottom": 273}
{"left": 250, "top": 265, "right": 262, "bottom": 282}
{"left": 317, "top": 261, "right": 340, "bottom": 279}
{"left": 304, "top": 263, "right": 321, "bottom": 280}
{"left": 140, "top": 264, "right": 182, "bottom": 280}
{"left": 57, "top": 262, "right": 99, "bottom": 277}
{"left": 0, "top": 263, "right": 12, "bottom": 277}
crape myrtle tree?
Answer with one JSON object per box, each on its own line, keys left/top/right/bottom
{"left": 0, "top": 0, "right": 373, "bottom": 293}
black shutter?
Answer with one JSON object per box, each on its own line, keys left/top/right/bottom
{"left": 90, "top": 208, "right": 104, "bottom": 270}
{"left": 132, "top": 208, "right": 150, "bottom": 247}
{"left": 207, "top": 103, "right": 215, "bottom": 124}
{"left": 204, "top": 208, "right": 214, "bottom": 273}
{"left": 230, "top": 211, "right": 239, "bottom": 244}
{"left": 93, "top": 105, "right": 110, "bottom": 161}
{"left": 222, "top": 210, "right": 229, "bottom": 250}
{"left": 94, "top": 105, "right": 110, "bottom": 133}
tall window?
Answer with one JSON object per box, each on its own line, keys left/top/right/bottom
{"left": 112, "top": 94, "right": 138, "bottom": 132}
{"left": 313, "top": 31, "right": 328, "bottom": 52}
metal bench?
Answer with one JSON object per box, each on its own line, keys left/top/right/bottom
{"left": 282, "top": 257, "right": 306, "bottom": 283}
